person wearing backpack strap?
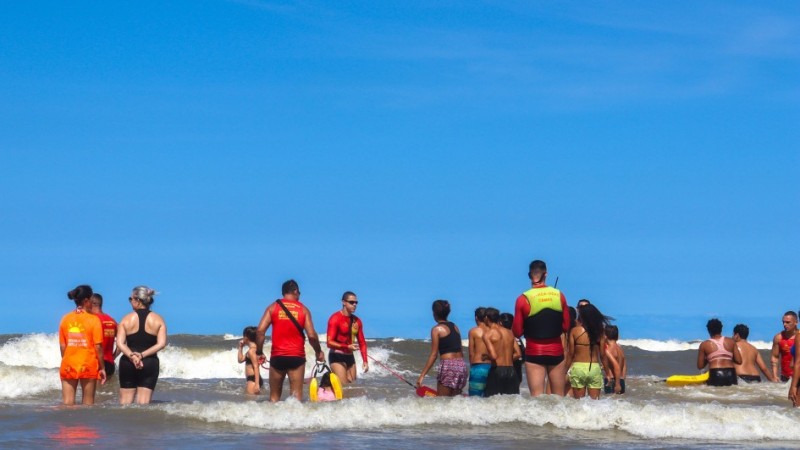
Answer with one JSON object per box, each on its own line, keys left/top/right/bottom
{"left": 256, "top": 279, "right": 324, "bottom": 402}
{"left": 327, "top": 291, "right": 368, "bottom": 384}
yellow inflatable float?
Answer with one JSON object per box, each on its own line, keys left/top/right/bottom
{"left": 665, "top": 372, "right": 709, "bottom": 386}
{"left": 309, "top": 363, "right": 343, "bottom": 402}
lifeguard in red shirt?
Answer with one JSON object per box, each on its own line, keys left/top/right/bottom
{"left": 512, "top": 259, "right": 570, "bottom": 397}
{"left": 90, "top": 293, "right": 119, "bottom": 377}
{"left": 327, "top": 291, "right": 369, "bottom": 384}
{"left": 255, "top": 279, "right": 325, "bottom": 402}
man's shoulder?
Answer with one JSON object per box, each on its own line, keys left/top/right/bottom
{"left": 740, "top": 340, "right": 756, "bottom": 349}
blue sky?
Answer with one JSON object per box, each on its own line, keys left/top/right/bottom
{"left": 1, "top": 1, "right": 797, "bottom": 340}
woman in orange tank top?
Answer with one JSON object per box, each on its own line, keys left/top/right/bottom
{"left": 59, "top": 285, "right": 106, "bottom": 405}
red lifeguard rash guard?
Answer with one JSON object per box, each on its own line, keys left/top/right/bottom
{"left": 327, "top": 311, "right": 368, "bottom": 363}
{"left": 270, "top": 299, "right": 307, "bottom": 358}
{"left": 96, "top": 312, "right": 117, "bottom": 364}
{"left": 779, "top": 333, "right": 795, "bottom": 379}
{"left": 512, "top": 286, "right": 570, "bottom": 357}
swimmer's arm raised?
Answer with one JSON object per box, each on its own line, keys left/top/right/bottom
{"left": 237, "top": 340, "right": 246, "bottom": 363}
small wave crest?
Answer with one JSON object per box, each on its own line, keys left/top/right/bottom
{"left": 0, "top": 333, "right": 61, "bottom": 369}
{"left": 0, "top": 334, "right": 407, "bottom": 382}
{"left": 620, "top": 339, "right": 772, "bottom": 352}
{"left": 0, "top": 364, "right": 60, "bottom": 399}
{"left": 158, "top": 395, "right": 800, "bottom": 441}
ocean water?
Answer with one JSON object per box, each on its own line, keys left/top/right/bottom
{"left": 1, "top": 333, "right": 799, "bottom": 449}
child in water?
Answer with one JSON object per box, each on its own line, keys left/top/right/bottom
{"left": 317, "top": 373, "right": 337, "bottom": 402}
{"left": 238, "top": 326, "right": 262, "bottom": 395}
{"left": 603, "top": 325, "right": 626, "bottom": 394}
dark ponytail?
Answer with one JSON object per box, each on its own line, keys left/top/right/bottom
{"left": 432, "top": 299, "right": 451, "bottom": 321}
{"left": 67, "top": 285, "right": 93, "bottom": 307}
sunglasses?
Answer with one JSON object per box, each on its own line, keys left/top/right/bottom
{"left": 344, "top": 300, "right": 358, "bottom": 305}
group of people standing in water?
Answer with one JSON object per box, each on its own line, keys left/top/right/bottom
{"left": 247, "top": 280, "right": 368, "bottom": 402}
{"left": 413, "top": 260, "right": 625, "bottom": 399}
{"left": 58, "top": 258, "right": 629, "bottom": 405}
{"left": 58, "top": 284, "right": 166, "bottom": 406}
{"left": 242, "top": 259, "right": 626, "bottom": 402}
{"left": 59, "top": 258, "right": 797, "bottom": 407}
{"left": 697, "top": 310, "right": 800, "bottom": 406}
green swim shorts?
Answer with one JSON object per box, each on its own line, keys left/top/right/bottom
{"left": 569, "top": 362, "right": 603, "bottom": 389}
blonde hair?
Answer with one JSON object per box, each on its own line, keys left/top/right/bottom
{"left": 131, "top": 285, "right": 157, "bottom": 307}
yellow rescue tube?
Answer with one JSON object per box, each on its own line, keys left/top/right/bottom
{"left": 665, "top": 372, "right": 709, "bottom": 386}
{"left": 330, "top": 372, "right": 343, "bottom": 400}
{"left": 309, "top": 377, "right": 319, "bottom": 402}
{"left": 309, "top": 372, "right": 344, "bottom": 402}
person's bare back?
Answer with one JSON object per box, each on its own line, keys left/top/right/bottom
{"left": 469, "top": 325, "right": 489, "bottom": 364}
{"left": 605, "top": 341, "right": 626, "bottom": 378}
{"left": 733, "top": 324, "right": 776, "bottom": 382}
{"left": 483, "top": 324, "right": 518, "bottom": 367}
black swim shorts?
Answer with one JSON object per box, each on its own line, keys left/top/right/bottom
{"left": 737, "top": 374, "right": 762, "bottom": 383}
{"left": 119, "top": 355, "right": 159, "bottom": 390}
{"left": 270, "top": 356, "right": 306, "bottom": 371}
{"left": 104, "top": 360, "right": 116, "bottom": 377}
{"left": 246, "top": 375, "right": 264, "bottom": 387}
{"left": 328, "top": 351, "right": 356, "bottom": 367}
{"left": 707, "top": 368, "right": 738, "bottom": 387}
{"left": 524, "top": 354, "right": 564, "bottom": 366}
{"left": 484, "top": 366, "right": 520, "bottom": 397}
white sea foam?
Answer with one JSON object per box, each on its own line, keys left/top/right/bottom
{"left": 0, "top": 334, "right": 402, "bottom": 381}
{"left": 0, "top": 364, "right": 60, "bottom": 399}
{"left": 0, "top": 333, "right": 61, "bottom": 369}
{"left": 158, "top": 343, "right": 399, "bottom": 380}
{"left": 157, "top": 395, "right": 800, "bottom": 441}
{"left": 620, "top": 339, "right": 773, "bottom": 352}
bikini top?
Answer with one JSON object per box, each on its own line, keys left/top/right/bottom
{"left": 707, "top": 336, "right": 733, "bottom": 361}
{"left": 437, "top": 322, "right": 462, "bottom": 355}
{"left": 574, "top": 330, "right": 591, "bottom": 346}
